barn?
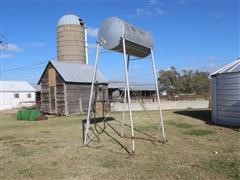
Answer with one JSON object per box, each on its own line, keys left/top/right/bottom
{"left": 38, "top": 60, "right": 108, "bottom": 115}
{"left": 0, "top": 81, "right": 36, "bottom": 110}
{"left": 211, "top": 58, "right": 240, "bottom": 126}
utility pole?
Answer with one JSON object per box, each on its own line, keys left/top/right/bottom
{"left": 0, "top": 33, "right": 8, "bottom": 80}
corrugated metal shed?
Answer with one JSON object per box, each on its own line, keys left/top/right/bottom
{"left": 211, "top": 58, "right": 240, "bottom": 126}
{"left": 0, "top": 81, "right": 36, "bottom": 92}
{"left": 211, "top": 58, "right": 240, "bottom": 75}
{"left": 39, "top": 61, "right": 107, "bottom": 84}
{"left": 109, "top": 81, "right": 156, "bottom": 91}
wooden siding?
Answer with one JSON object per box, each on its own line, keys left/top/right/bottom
{"left": 40, "top": 66, "right": 51, "bottom": 113}
{"left": 39, "top": 63, "right": 108, "bottom": 115}
{"left": 66, "top": 84, "right": 89, "bottom": 114}
{"left": 66, "top": 84, "right": 108, "bottom": 114}
{"left": 214, "top": 72, "right": 240, "bottom": 126}
{"left": 40, "top": 63, "right": 66, "bottom": 115}
{"left": 48, "top": 68, "right": 56, "bottom": 87}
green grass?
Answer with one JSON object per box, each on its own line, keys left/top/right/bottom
{"left": 185, "top": 129, "right": 215, "bottom": 136}
{"left": 1, "top": 110, "right": 239, "bottom": 180}
{"left": 168, "top": 122, "right": 194, "bottom": 128}
{"left": 202, "top": 157, "right": 240, "bottom": 179}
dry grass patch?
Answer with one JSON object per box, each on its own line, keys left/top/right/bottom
{"left": 1, "top": 110, "right": 239, "bottom": 179}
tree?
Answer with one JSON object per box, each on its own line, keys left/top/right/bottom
{"left": 192, "top": 71, "right": 210, "bottom": 96}
{"left": 158, "top": 66, "right": 179, "bottom": 95}
{"left": 178, "top": 69, "right": 194, "bottom": 94}
{"left": 158, "top": 67, "right": 210, "bottom": 96}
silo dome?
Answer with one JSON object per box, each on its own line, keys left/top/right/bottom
{"left": 57, "top": 14, "right": 87, "bottom": 64}
{"left": 57, "top": 14, "right": 82, "bottom": 26}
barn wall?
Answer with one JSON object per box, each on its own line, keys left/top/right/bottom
{"left": 0, "top": 91, "right": 35, "bottom": 110}
{"left": 39, "top": 63, "right": 108, "bottom": 115}
{"left": 214, "top": 72, "right": 240, "bottom": 126}
{"left": 66, "top": 84, "right": 108, "bottom": 114}
{"left": 0, "top": 92, "right": 12, "bottom": 110}
{"left": 40, "top": 63, "right": 66, "bottom": 115}
{"left": 40, "top": 66, "right": 50, "bottom": 113}
{"left": 56, "top": 76, "right": 65, "bottom": 115}
{"left": 66, "top": 84, "right": 90, "bottom": 114}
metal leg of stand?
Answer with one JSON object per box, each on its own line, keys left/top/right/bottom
{"left": 121, "top": 55, "right": 130, "bottom": 138}
{"left": 121, "top": 86, "right": 127, "bottom": 137}
{"left": 122, "top": 38, "right": 135, "bottom": 153}
{"left": 150, "top": 49, "right": 166, "bottom": 141}
{"left": 84, "top": 43, "right": 100, "bottom": 146}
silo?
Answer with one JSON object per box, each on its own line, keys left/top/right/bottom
{"left": 211, "top": 58, "right": 240, "bottom": 126}
{"left": 57, "top": 14, "right": 88, "bottom": 64}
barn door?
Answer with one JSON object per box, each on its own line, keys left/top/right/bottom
{"left": 48, "top": 68, "right": 57, "bottom": 114}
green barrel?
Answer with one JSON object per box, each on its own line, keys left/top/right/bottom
{"left": 16, "top": 110, "right": 22, "bottom": 120}
{"left": 29, "top": 109, "right": 41, "bottom": 121}
{"left": 21, "top": 109, "right": 32, "bottom": 120}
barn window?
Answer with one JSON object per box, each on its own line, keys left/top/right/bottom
{"left": 14, "top": 93, "right": 19, "bottom": 98}
{"left": 27, "top": 93, "right": 31, "bottom": 98}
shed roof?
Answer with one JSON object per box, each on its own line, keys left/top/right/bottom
{"left": 211, "top": 58, "right": 240, "bottom": 76}
{"left": 108, "top": 81, "right": 158, "bottom": 91}
{"left": 0, "top": 81, "right": 36, "bottom": 92}
{"left": 39, "top": 61, "right": 108, "bottom": 84}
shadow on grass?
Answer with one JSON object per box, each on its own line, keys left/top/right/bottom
{"left": 83, "top": 117, "right": 132, "bottom": 154}
{"left": 174, "top": 109, "right": 239, "bottom": 130}
{"left": 83, "top": 117, "right": 165, "bottom": 155}
{"left": 174, "top": 109, "right": 212, "bottom": 124}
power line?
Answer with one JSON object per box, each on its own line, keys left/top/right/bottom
{"left": 2, "top": 60, "right": 50, "bottom": 73}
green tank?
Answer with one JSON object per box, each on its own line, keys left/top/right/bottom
{"left": 29, "top": 109, "right": 41, "bottom": 121}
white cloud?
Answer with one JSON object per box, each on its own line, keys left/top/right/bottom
{"left": 0, "top": 54, "right": 13, "bottom": 59}
{"left": 87, "top": 27, "right": 98, "bottom": 37}
{"left": 133, "top": 7, "right": 164, "bottom": 17}
{"left": 136, "top": 8, "right": 152, "bottom": 16}
{"left": 201, "top": 63, "right": 222, "bottom": 73}
{"left": 154, "top": 7, "right": 165, "bottom": 15}
{"left": 0, "top": 43, "right": 22, "bottom": 52}
{"left": 131, "top": 0, "right": 165, "bottom": 17}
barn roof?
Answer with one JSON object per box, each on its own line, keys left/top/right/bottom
{"left": 211, "top": 58, "right": 240, "bottom": 76}
{"left": 39, "top": 61, "right": 108, "bottom": 84}
{"left": 0, "top": 81, "right": 36, "bottom": 92}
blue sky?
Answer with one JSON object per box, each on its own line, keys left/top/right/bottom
{"left": 0, "top": 0, "right": 239, "bottom": 83}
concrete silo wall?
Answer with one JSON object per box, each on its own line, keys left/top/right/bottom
{"left": 57, "top": 25, "right": 86, "bottom": 64}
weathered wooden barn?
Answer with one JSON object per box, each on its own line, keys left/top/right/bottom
{"left": 38, "top": 60, "right": 108, "bottom": 115}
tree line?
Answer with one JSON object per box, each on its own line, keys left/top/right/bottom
{"left": 158, "top": 66, "right": 210, "bottom": 97}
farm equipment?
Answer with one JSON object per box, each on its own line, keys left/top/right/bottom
{"left": 16, "top": 108, "right": 46, "bottom": 121}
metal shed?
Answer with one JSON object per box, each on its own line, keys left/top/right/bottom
{"left": 211, "top": 58, "right": 240, "bottom": 126}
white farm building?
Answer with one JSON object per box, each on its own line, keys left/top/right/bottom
{"left": 211, "top": 58, "right": 240, "bottom": 126}
{"left": 0, "top": 81, "right": 36, "bottom": 110}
